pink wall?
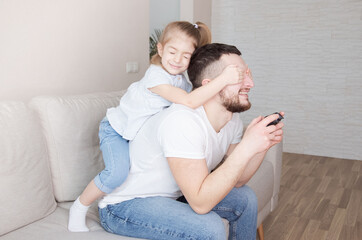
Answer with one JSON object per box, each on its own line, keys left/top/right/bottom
{"left": 0, "top": 0, "right": 149, "bottom": 101}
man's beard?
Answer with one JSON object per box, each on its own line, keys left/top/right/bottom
{"left": 219, "top": 91, "right": 251, "bottom": 113}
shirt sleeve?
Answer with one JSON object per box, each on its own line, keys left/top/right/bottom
{"left": 158, "top": 109, "right": 206, "bottom": 159}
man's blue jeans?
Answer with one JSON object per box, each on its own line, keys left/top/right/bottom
{"left": 99, "top": 185, "right": 258, "bottom": 240}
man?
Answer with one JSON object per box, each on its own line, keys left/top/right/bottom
{"left": 98, "top": 43, "right": 284, "bottom": 240}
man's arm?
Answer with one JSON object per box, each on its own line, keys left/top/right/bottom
{"left": 167, "top": 114, "right": 284, "bottom": 215}
{"left": 224, "top": 143, "right": 267, "bottom": 187}
{"left": 233, "top": 113, "right": 284, "bottom": 187}
{"left": 167, "top": 151, "right": 251, "bottom": 215}
{"left": 234, "top": 151, "right": 267, "bottom": 187}
{"left": 230, "top": 113, "right": 284, "bottom": 187}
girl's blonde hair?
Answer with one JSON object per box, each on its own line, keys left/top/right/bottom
{"left": 150, "top": 21, "right": 212, "bottom": 65}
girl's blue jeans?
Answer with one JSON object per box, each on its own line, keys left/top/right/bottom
{"left": 94, "top": 117, "right": 130, "bottom": 194}
{"left": 99, "top": 185, "right": 258, "bottom": 240}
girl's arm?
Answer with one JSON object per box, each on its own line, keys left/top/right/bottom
{"left": 149, "top": 65, "right": 243, "bottom": 109}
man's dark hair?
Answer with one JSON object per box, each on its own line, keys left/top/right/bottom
{"left": 188, "top": 43, "right": 241, "bottom": 88}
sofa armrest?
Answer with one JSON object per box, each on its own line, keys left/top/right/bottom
{"left": 263, "top": 140, "right": 283, "bottom": 211}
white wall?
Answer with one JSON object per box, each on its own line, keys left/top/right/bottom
{"left": 149, "top": 0, "right": 212, "bottom": 35}
{"left": 150, "top": 0, "right": 179, "bottom": 34}
{"left": 0, "top": 0, "right": 149, "bottom": 102}
{"left": 180, "top": 0, "right": 211, "bottom": 29}
{"left": 212, "top": 0, "right": 362, "bottom": 160}
{"left": 193, "top": 0, "right": 212, "bottom": 29}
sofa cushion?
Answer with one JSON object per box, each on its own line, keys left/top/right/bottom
{"left": 0, "top": 101, "right": 56, "bottom": 235}
{"left": 29, "top": 92, "right": 123, "bottom": 202}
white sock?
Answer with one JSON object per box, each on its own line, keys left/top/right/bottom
{"left": 68, "top": 197, "right": 90, "bottom": 232}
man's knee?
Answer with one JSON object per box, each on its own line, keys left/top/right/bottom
{"left": 243, "top": 185, "right": 258, "bottom": 209}
{"left": 237, "top": 186, "right": 258, "bottom": 221}
{"left": 230, "top": 186, "right": 258, "bottom": 215}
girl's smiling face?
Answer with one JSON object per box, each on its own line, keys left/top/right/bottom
{"left": 157, "top": 32, "right": 196, "bottom": 75}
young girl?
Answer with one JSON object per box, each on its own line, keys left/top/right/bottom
{"left": 68, "top": 21, "right": 244, "bottom": 232}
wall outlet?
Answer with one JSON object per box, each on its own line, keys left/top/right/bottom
{"left": 126, "top": 62, "right": 139, "bottom": 73}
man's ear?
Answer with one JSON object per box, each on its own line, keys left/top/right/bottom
{"left": 157, "top": 43, "right": 163, "bottom": 56}
{"left": 201, "top": 79, "right": 211, "bottom": 86}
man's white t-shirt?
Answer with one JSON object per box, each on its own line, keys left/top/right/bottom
{"left": 98, "top": 104, "right": 243, "bottom": 208}
{"left": 107, "top": 64, "right": 192, "bottom": 140}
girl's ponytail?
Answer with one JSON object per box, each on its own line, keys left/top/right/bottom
{"left": 194, "top": 21, "right": 212, "bottom": 47}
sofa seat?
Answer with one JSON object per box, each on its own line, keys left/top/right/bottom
{"left": 1, "top": 207, "right": 134, "bottom": 240}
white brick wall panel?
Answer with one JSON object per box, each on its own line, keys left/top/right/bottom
{"left": 212, "top": 0, "right": 362, "bottom": 160}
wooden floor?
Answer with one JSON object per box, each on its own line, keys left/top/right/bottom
{"left": 261, "top": 152, "right": 362, "bottom": 240}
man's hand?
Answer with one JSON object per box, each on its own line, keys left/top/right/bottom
{"left": 227, "top": 112, "right": 284, "bottom": 187}
{"left": 238, "top": 112, "right": 284, "bottom": 159}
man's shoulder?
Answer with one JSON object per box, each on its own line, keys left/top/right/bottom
{"left": 168, "top": 103, "right": 197, "bottom": 112}
{"left": 157, "top": 104, "right": 204, "bottom": 128}
{"left": 164, "top": 104, "right": 202, "bottom": 120}
{"left": 157, "top": 105, "right": 208, "bottom": 157}
{"left": 141, "top": 104, "right": 195, "bottom": 126}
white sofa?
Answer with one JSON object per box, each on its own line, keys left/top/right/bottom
{"left": 0, "top": 91, "right": 283, "bottom": 240}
